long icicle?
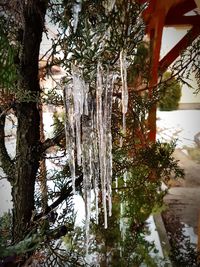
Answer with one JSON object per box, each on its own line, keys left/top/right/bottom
{"left": 91, "top": 108, "right": 100, "bottom": 225}
{"left": 105, "top": 70, "right": 114, "bottom": 217}
{"left": 72, "top": 65, "right": 85, "bottom": 167}
{"left": 96, "top": 62, "right": 108, "bottom": 229}
{"left": 63, "top": 58, "right": 127, "bottom": 254}
{"left": 120, "top": 49, "right": 128, "bottom": 147}
{"left": 64, "top": 85, "right": 76, "bottom": 193}
{"left": 82, "top": 115, "right": 92, "bottom": 257}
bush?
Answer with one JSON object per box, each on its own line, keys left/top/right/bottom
{"left": 158, "top": 72, "right": 182, "bottom": 111}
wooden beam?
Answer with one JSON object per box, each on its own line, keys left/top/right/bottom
{"left": 159, "top": 25, "right": 200, "bottom": 72}
{"left": 165, "top": 15, "right": 200, "bottom": 26}
{"left": 167, "top": 0, "right": 196, "bottom": 17}
{"left": 148, "top": 12, "right": 165, "bottom": 142}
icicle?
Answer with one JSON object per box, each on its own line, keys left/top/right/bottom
{"left": 120, "top": 49, "right": 128, "bottom": 147}
{"left": 72, "top": 0, "right": 82, "bottom": 33}
{"left": 107, "top": 131, "right": 113, "bottom": 217}
{"left": 82, "top": 116, "right": 92, "bottom": 257}
{"left": 69, "top": 149, "right": 76, "bottom": 193}
{"left": 123, "top": 171, "right": 127, "bottom": 187}
{"left": 115, "top": 176, "right": 118, "bottom": 192}
{"left": 64, "top": 64, "right": 87, "bottom": 192}
{"left": 64, "top": 61, "right": 115, "bottom": 237}
{"left": 94, "top": 180, "right": 99, "bottom": 224}
{"left": 119, "top": 136, "right": 123, "bottom": 148}
{"left": 84, "top": 83, "right": 89, "bottom": 116}
{"left": 85, "top": 148, "right": 92, "bottom": 257}
{"left": 105, "top": 72, "right": 114, "bottom": 217}
{"left": 96, "top": 62, "right": 108, "bottom": 229}
{"left": 119, "top": 201, "right": 126, "bottom": 242}
{"left": 91, "top": 109, "right": 100, "bottom": 224}
{"left": 120, "top": 49, "right": 128, "bottom": 115}
{"left": 72, "top": 65, "right": 85, "bottom": 115}
{"left": 64, "top": 86, "right": 76, "bottom": 193}
{"left": 122, "top": 111, "right": 126, "bottom": 134}
{"left": 72, "top": 65, "right": 86, "bottom": 166}
{"left": 120, "top": 112, "right": 126, "bottom": 147}
{"left": 75, "top": 115, "right": 81, "bottom": 166}
{"left": 96, "top": 64, "right": 115, "bottom": 226}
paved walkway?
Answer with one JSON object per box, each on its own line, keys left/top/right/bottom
{"left": 164, "top": 148, "right": 200, "bottom": 236}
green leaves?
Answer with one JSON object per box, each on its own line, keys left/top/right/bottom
{"left": 158, "top": 72, "right": 182, "bottom": 111}
{"left": 57, "top": 0, "right": 144, "bottom": 84}
{"left": 0, "top": 18, "right": 17, "bottom": 91}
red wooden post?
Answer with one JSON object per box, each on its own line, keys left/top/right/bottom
{"left": 138, "top": 0, "right": 200, "bottom": 142}
{"left": 148, "top": 15, "right": 165, "bottom": 142}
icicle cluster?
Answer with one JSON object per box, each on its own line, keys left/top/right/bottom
{"left": 64, "top": 63, "right": 114, "bottom": 251}
{"left": 96, "top": 63, "right": 113, "bottom": 228}
{"left": 64, "top": 65, "right": 88, "bottom": 193}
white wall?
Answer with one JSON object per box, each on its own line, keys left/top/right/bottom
{"left": 161, "top": 27, "right": 200, "bottom": 104}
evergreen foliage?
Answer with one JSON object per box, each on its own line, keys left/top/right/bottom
{"left": 170, "top": 36, "right": 200, "bottom": 93}
{"left": 0, "top": 17, "right": 17, "bottom": 93}
{"left": 0, "top": 212, "right": 12, "bottom": 247}
{"left": 158, "top": 72, "right": 182, "bottom": 111}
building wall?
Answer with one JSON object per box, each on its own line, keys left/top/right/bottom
{"left": 161, "top": 27, "right": 200, "bottom": 106}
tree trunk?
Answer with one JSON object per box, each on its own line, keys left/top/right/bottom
{"left": 12, "top": 0, "right": 47, "bottom": 242}
{"left": 13, "top": 103, "right": 40, "bottom": 241}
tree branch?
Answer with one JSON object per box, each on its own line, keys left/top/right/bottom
{"left": 34, "top": 174, "right": 83, "bottom": 221}
{"left": 0, "top": 108, "right": 14, "bottom": 183}
{"left": 40, "top": 128, "right": 65, "bottom": 153}
{"left": 0, "top": 225, "right": 70, "bottom": 259}
{"left": 0, "top": 105, "right": 13, "bottom": 119}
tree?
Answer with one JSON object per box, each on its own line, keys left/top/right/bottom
{"left": 158, "top": 72, "right": 182, "bottom": 111}
{"left": 0, "top": 1, "right": 47, "bottom": 245}
{"left": 0, "top": 0, "right": 193, "bottom": 266}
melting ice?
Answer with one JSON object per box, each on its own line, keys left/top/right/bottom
{"left": 64, "top": 60, "right": 127, "bottom": 253}
{"left": 120, "top": 49, "right": 128, "bottom": 147}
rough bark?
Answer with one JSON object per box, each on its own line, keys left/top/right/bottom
{"left": 12, "top": 0, "right": 47, "bottom": 242}
{"left": 0, "top": 108, "right": 14, "bottom": 183}
{"left": 13, "top": 103, "right": 40, "bottom": 241}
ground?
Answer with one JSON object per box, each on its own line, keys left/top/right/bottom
{"left": 163, "top": 147, "right": 200, "bottom": 242}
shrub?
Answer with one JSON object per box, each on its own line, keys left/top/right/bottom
{"left": 158, "top": 72, "right": 182, "bottom": 111}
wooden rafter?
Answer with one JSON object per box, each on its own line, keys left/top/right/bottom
{"left": 159, "top": 25, "right": 200, "bottom": 72}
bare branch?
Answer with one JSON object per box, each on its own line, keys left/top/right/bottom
{"left": 40, "top": 128, "right": 65, "bottom": 153}
{"left": 0, "top": 107, "right": 10, "bottom": 119}
{"left": 34, "top": 174, "right": 83, "bottom": 221}
{"left": 0, "top": 173, "right": 8, "bottom": 180}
